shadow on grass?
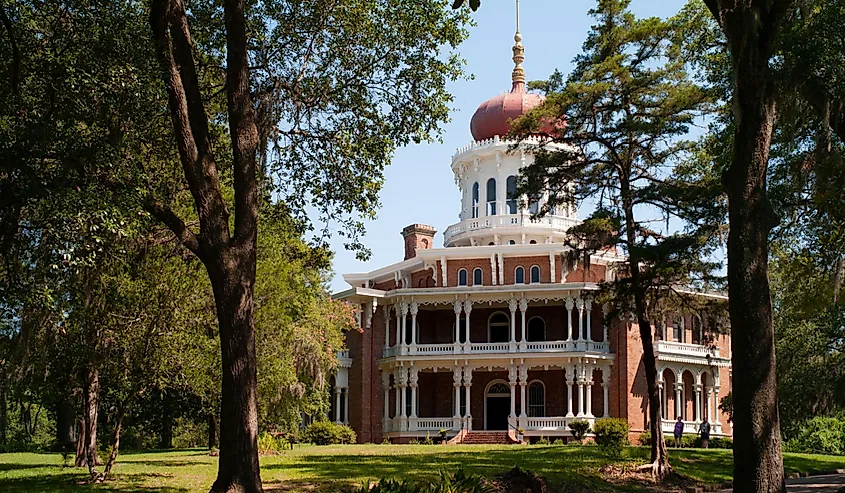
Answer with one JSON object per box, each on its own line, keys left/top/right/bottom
{"left": 0, "top": 462, "right": 60, "bottom": 472}
{"left": 0, "top": 471, "right": 189, "bottom": 493}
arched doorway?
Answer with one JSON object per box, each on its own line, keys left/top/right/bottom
{"left": 485, "top": 381, "right": 510, "bottom": 430}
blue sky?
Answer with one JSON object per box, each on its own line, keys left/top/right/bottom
{"left": 323, "top": 0, "right": 689, "bottom": 293}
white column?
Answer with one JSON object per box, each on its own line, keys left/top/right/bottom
{"left": 463, "top": 299, "right": 473, "bottom": 347}
{"left": 705, "top": 387, "right": 713, "bottom": 421}
{"left": 409, "top": 301, "right": 418, "bottom": 347}
{"left": 519, "top": 365, "right": 528, "bottom": 419}
{"left": 382, "top": 372, "right": 391, "bottom": 422}
{"left": 576, "top": 362, "right": 585, "bottom": 417}
{"left": 497, "top": 253, "right": 504, "bottom": 285}
{"left": 713, "top": 386, "right": 721, "bottom": 425}
{"left": 519, "top": 298, "right": 528, "bottom": 349}
{"left": 565, "top": 365, "right": 574, "bottom": 417}
{"left": 343, "top": 389, "right": 350, "bottom": 425}
{"left": 399, "top": 302, "right": 408, "bottom": 348}
{"left": 394, "top": 304, "right": 401, "bottom": 348}
{"left": 549, "top": 251, "right": 556, "bottom": 282}
{"left": 508, "top": 298, "right": 518, "bottom": 349}
{"left": 453, "top": 367, "right": 462, "bottom": 419}
{"left": 602, "top": 383, "right": 610, "bottom": 418}
{"left": 394, "top": 371, "right": 401, "bottom": 420}
{"left": 463, "top": 367, "right": 473, "bottom": 430}
{"left": 565, "top": 297, "right": 574, "bottom": 341}
{"left": 384, "top": 306, "right": 391, "bottom": 352}
{"left": 441, "top": 256, "right": 448, "bottom": 286}
{"left": 490, "top": 254, "right": 498, "bottom": 285}
{"left": 675, "top": 383, "right": 683, "bottom": 420}
{"left": 399, "top": 370, "right": 408, "bottom": 420}
{"left": 409, "top": 368, "right": 418, "bottom": 419}
{"left": 585, "top": 297, "right": 593, "bottom": 342}
{"left": 334, "top": 388, "right": 342, "bottom": 424}
{"left": 658, "top": 381, "right": 665, "bottom": 420}
{"left": 576, "top": 297, "right": 585, "bottom": 341}
{"left": 694, "top": 384, "right": 702, "bottom": 422}
{"left": 453, "top": 300, "right": 462, "bottom": 350}
{"left": 586, "top": 372, "right": 594, "bottom": 418}
{"left": 508, "top": 366, "right": 517, "bottom": 418}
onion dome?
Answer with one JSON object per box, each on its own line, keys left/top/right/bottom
{"left": 469, "top": 15, "right": 545, "bottom": 142}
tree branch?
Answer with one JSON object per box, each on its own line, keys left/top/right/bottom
{"left": 143, "top": 198, "right": 201, "bottom": 256}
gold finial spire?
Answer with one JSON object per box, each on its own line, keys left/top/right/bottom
{"left": 511, "top": 0, "right": 525, "bottom": 91}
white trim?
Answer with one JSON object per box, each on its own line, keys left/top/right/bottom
{"left": 472, "top": 267, "right": 483, "bottom": 286}
{"left": 529, "top": 265, "right": 541, "bottom": 284}
{"left": 458, "top": 268, "right": 468, "bottom": 287}
{"left": 514, "top": 265, "right": 526, "bottom": 285}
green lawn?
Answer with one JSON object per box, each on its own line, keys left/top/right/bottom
{"left": 1, "top": 445, "right": 843, "bottom": 492}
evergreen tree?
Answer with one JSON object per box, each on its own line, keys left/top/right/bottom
{"left": 510, "top": 0, "right": 723, "bottom": 477}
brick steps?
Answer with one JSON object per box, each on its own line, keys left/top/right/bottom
{"left": 459, "top": 431, "right": 511, "bottom": 444}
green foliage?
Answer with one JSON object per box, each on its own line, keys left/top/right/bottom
{"left": 536, "top": 436, "right": 550, "bottom": 445}
{"left": 593, "top": 418, "right": 630, "bottom": 458}
{"left": 637, "top": 431, "right": 652, "bottom": 446}
{"left": 568, "top": 420, "right": 591, "bottom": 443}
{"left": 784, "top": 417, "right": 845, "bottom": 455}
{"left": 553, "top": 439, "right": 564, "bottom": 445}
{"left": 257, "top": 432, "right": 290, "bottom": 455}
{"left": 719, "top": 393, "right": 733, "bottom": 423}
{"left": 300, "top": 421, "right": 356, "bottom": 445}
{"left": 357, "top": 469, "right": 494, "bottom": 493}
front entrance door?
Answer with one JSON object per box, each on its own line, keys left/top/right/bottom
{"left": 486, "top": 397, "right": 510, "bottom": 430}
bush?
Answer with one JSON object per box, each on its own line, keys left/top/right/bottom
{"left": 357, "top": 469, "right": 494, "bottom": 493}
{"left": 257, "top": 432, "right": 287, "bottom": 455}
{"left": 709, "top": 437, "right": 733, "bottom": 449}
{"left": 553, "top": 438, "right": 563, "bottom": 445}
{"left": 300, "top": 421, "right": 357, "bottom": 445}
{"left": 784, "top": 417, "right": 845, "bottom": 455}
{"left": 568, "top": 419, "right": 591, "bottom": 443}
{"left": 536, "top": 436, "right": 550, "bottom": 445}
{"left": 593, "top": 418, "right": 629, "bottom": 458}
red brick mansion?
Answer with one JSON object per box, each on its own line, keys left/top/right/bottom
{"left": 331, "top": 20, "right": 732, "bottom": 444}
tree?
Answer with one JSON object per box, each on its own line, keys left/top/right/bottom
{"left": 697, "top": 1, "right": 794, "bottom": 490}
{"left": 145, "top": 1, "right": 468, "bottom": 490}
{"left": 510, "top": 0, "right": 722, "bottom": 477}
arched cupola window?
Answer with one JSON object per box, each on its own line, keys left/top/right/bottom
{"left": 486, "top": 178, "right": 497, "bottom": 216}
{"left": 506, "top": 175, "right": 518, "bottom": 214}
{"left": 515, "top": 266, "right": 525, "bottom": 284}
{"left": 472, "top": 182, "right": 479, "bottom": 219}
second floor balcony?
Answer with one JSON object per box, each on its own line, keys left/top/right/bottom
{"left": 383, "top": 339, "right": 609, "bottom": 358}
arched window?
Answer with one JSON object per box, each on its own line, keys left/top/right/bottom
{"left": 529, "top": 239, "right": 537, "bottom": 244}
{"left": 472, "top": 182, "right": 479, "bottom": 219}
{"left": 673, "top": 318, "right": 682, "bottom": 342}
{"left": 508, "top": 239, "right": 516, "bottom": 245}
{"left": 528, "top": 196, "right": 540, "bottom": 215}
{"left": 486, "top": 178, "right": 497, "bottom": 216}
{"left": 488, "top": 312, "right": 509, "bottom": 343}
{"left": 515, "top": 266, "right": 525, "bottom": 284}
{"left": 458, "top": 268, "right": 468, "bottom": 286}
{"left": 528, "top": 381, "right": 545, "bottom": 417}
{"left": 488, "top": 382, "right": 510, "bottom": 395}
{"left": 473, "top": 268, "right": 483, "bottom": 286}
{"left": 527, "top": 317, "right": 545, "bottom": 341}
{"left": 530, "top": 265, "right": 541, "bottom": 283}
{"left": 692, "top": 315, "right": 703, "bottom": 344}
{"left": 506, "top": 175, "right": 518, "bottom": 214}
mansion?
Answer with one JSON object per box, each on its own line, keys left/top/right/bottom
{"left": 331, "top": 19, "right": 732, "bottom": 444}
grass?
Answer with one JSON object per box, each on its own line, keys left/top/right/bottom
{"left": 0, "top": 445, "right": 843, "bottom": 492}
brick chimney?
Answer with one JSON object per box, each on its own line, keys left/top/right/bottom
{"left": 401, "top": 224, "right": 436, "bottom": 260}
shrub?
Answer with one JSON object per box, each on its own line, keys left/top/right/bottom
{"left": 784, "top": 417, "right": 845, "bottom": 455}
{"left": 300, "top": 421, "right": 357, "bottom": 445}
{"left": 408, "top": 438, "right": 421, "bottom": 445}
{"left": 709, "top": 437, "right": 733, "bottom": 449}
{"left": 536, "top": 436, "right": 550, "bottom": 445}
{"left": 423, "top": 433, "right": 435, "bottom": 445}
{"left": 357, "top": 469, "right": 494, "bottom": 493}
{"left": 257, "top": 432, "right": 287, "bottom": 455}
{"left": 593, "top": 418, "right": 629, "bottom": 458}
{"left": 637, "top": 431, "right": 651, "bottom": 446}
{"left": 568, "top": 419, "right": 591, "bottom": 443}
{"left": 553, "top": 438, "right": 563, "bottom": 445}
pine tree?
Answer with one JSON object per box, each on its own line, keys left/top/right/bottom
{"left": 512, "top": 0, "right": 724, "bottom": 477}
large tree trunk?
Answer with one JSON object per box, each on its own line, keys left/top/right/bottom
{"left": 76, "top": 367, "right": 101, "bottom": 469}
{"left": 208, "top": 413, "right": 217, "bottom": 450}
{"left": 725, "top": 72, "right": 786, "bottom": 493}
{"left": 160, "top": 409, "right": 173, "bottom": 449}
{"left": 208, "top": 252, "right": 261, "bottom": 493}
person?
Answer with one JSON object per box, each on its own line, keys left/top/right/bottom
{"left": 673, "top": 416, "right": 684, "bottom": 447}
{"left": 699, "top": 418, "right": 711, "bottom": 448}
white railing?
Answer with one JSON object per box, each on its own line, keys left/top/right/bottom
{"left": 337, "top": 350, "right": 350, "bottom": 360}
{"left": 661, "top": 419, "right": 723, "bottom": 436}
{"left": 656, "top": 341, "right": 720, "bottom": 359}
{"left": 416, "top": 418, "right": 457, "bottom": 431}
{"left": 444, "top": 214, "right": 581, "bottom": 245}
{"left": 382, "top": 340, "right": 611, "bottom": 358}
{"left": 384, "top": 417, "right": 461, "bottom": 433}
{"left": 523, "top": 416, "right": 596, "bottom": 432}
{"left": 452, "top": 135, "right": 551, "bottom": 159}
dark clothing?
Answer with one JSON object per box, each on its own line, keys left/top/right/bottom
{"left": 699, "top": 421, "right": 711, "bottom": 440}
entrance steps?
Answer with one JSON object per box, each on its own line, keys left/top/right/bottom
{"left": 457, "top": 431, "right": 514, "bottom": 445}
